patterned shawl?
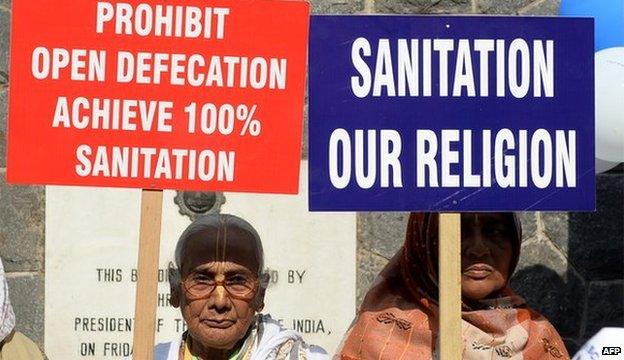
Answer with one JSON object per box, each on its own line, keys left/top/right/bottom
{"left": 0, "top": 259, "right": 16, "bottom": 343}
{"left": 337, "top": 213, "right": 569, "bottom": 360}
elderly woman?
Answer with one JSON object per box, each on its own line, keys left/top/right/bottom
{"left": 157, "top": 214, "right": 327, "bottom": 360}
{"left": 0, "top": 259, "right": 44, "bottom": 359}
{"left": 338, "top": 212, "right": 569, "bottom": 359}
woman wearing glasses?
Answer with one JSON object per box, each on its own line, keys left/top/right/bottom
{"left": 159, "top": 214, "right": 327, "bottom": 360}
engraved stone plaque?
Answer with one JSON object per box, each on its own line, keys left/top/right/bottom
{"left": 45, "top": 162, "right": 356, "bottom": 359}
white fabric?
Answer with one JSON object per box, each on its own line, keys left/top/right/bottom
{"left": 153, "top": 338, "right": 180, "bottom": 360}
{"left": 573, "top": 327, "right": 624, "bottom": 359}
{"left": 251, "top": 315, "right": 327, "bottom": 360}
{"left": 154, "top": 314, "right": 328, "bottom": 360}
{"left": 0, "top": 259, "right": 16, "bottom": 342}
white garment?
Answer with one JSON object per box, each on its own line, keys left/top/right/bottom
{"left": 0, "top": 259, "right": 16, "bottom": 342}
{"left": 573, "top": 327, "right": 624, "bottom": 359}
{"left": 154, "top": 314, "right": 328, "bottom": 360}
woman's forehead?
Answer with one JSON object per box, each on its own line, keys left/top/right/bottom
{"left": 180, "top": 228, "right": 261, "bottom": 274}
{"left": 188, "top": 261, "right": 255, "bottom": 274}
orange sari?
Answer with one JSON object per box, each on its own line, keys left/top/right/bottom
{"left": 337, "top": 213, "right": 569, "bottom": 360}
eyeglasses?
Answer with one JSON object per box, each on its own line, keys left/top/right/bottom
{"left": 182, "top": 273, "right": 258, "bottom": 301}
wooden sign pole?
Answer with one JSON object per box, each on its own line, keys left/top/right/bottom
{"left": 439, "top": 213, "right": 462, "bottom": 359}
{"left": 132, "top": 189, "right": 163, "bottom": 360}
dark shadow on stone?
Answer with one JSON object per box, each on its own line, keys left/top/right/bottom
{"left": 563, "top": 338, "right": 580, "bottom": 357}
{"left": 567, "top": 174, "right": 624, "bottom": 345}
{"left": 567, "top": 175, "right": 624, "bottom": 281}
{"left": 510, "top": 264, "right": 582, "bottom": 341}
{"left": 585, "top": 282, "right": 624, "bottom": 336}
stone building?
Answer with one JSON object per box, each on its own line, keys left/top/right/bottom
{"left": 0, "top": 0, "right": 622, "bottom": 357}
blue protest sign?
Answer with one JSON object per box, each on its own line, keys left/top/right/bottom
{"left": 309, "top": 16, "right": 594, "bottom": 211}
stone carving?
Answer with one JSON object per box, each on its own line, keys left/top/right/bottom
{"left": 174, "top": 191, "right": 226, "bottom": 220}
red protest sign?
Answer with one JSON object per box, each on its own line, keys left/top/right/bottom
{"left": 7, "top": 0, "right": 309, "bottom": 194}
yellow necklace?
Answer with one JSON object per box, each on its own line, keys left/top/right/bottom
{"left": 181, "top": 335, "right": 246, "bottom": 360}
{"left": 183, "top": 337, "right": 194, "bottom": 360}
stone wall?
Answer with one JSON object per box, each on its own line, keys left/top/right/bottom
{"left": 0, "top": 0, "right": 623, "bottom": 357}
{"left": 1, "top": 0, "right": 46, "bottom": 349}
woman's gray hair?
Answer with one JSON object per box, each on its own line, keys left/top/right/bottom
{"left": 171, "top": 214, "right": 266, "bottom": 283}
